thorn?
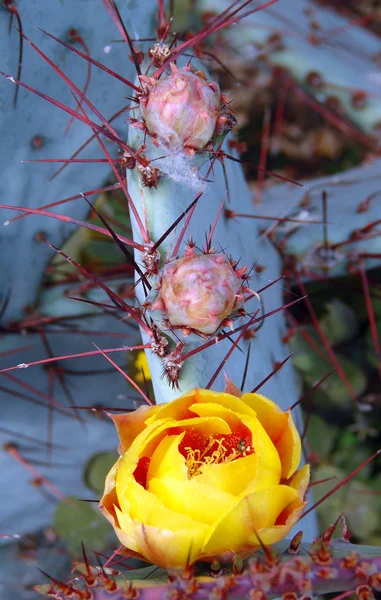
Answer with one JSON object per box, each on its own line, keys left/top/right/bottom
{"left": 301, "top": 449, "right": 381, "bottom": 520}
{"left": 251, "top": 353, "right": 292, "bottom": 393}
{"left": 288, "top": 530, "right": 303, "bottom": 554}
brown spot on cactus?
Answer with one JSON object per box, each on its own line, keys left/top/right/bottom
{"left": 150, "top": 253, "right": 244, "bottom": 335}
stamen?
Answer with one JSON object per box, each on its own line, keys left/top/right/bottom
{"left": 184, "top": 435, "right": 241, "bottom": 478}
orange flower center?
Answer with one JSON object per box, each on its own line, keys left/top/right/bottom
{"left": 132, "top": 424, "right": 254, "bottom": 487}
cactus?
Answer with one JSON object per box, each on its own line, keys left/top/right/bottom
{"left": 247, "top": 158, "right": 381, "bottom": 278}
{"left": 0, "top": 0, "right": 156, "bottom": 325}
{"left": 0, "top": 1, "right": 380, "bottom": 599}
{"left": 199, "top": 0, "right": 381, "bottom": 137}
{"left": 35, "top": 536, "right": 381, "bottom": 599}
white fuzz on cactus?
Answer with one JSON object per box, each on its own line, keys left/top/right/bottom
{"left": 149, "top": 252, "right": 244, "bottom": 335}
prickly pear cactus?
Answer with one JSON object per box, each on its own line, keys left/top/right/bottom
{"left": 254, "top": 158, "right": 381, "bottom": 278}
{"left": 2, "top": 1, "right": 381, "bottom": 599}
{"left": 35, "top": 536, "right": 381, "bottom": 599}
{"left": 200, "top": 0, "right": 381, "bottom": 136}
{"left": 196, "top": 0, "right": 381, "bottom": 274}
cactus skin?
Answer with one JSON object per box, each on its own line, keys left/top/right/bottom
{"left": 36, "top": 540, "right": 381, "bottom": 599}
{"left": 0, "top": 1, "right": 157, "bottom": 592}
{"left": 250, "top": 158, "right": 381, "bottom": 278}
{"left": 0, "top": 0, "right": 155, "bottom": 325}
{"left": 127, "top": 64, "right": 302, "bottom": 406}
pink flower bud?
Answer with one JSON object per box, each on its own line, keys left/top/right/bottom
{"left": 151, "top": 254, "right": 243, "bottom": 334}
{"left": 140, "top": 65, "right": 220, "bottom": 150}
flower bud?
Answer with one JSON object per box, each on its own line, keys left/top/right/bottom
{"left": 151, "top": 253, "right": 243, "bottom": 334}
{"left": 140, "top": 65, "right": 220, "bottom": 150}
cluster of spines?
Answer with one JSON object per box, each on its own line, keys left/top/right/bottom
{"left": 38, "top": 534, "right": 381, "bottom": 600}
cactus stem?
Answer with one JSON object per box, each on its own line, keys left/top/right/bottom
{"left": 181, "top": 294, "right": 307, "bottom": 361}
{"left": 205, "top": 317, "right": 253, "bottom": 389}
{"left": 40, "top": 540, "right": 381, "bottom": 599}
{"left": 80, "top": 194, "right": 152, "bottom": 291}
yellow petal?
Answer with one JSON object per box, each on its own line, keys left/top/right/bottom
{"left": 118, "top": 473, "right": 208, "bottom": 534}
{"left": 241, "top": 393, "right": 301, "bottom": 479}
{"left": 99, "top": 458, "right": 120, "bottom": 523}
{"left": 134, "top": 351, "right": 151, "bottom": 383}
{"left": 109, "top": 405, "right": 161, "bottom": 454}
{"left": 289, "top": 464, "right": 310, "bottom": 498}
{"left": 147, "top": 432, "right": 187, "bottom": 482}
{"left": 115, "top": 506, "right": 206, "bottom": 568}
{"left": 145, "top": 388, "right": 256, "bottom": 426}
{"left": 189, "top": 392, "right": 257, "bottom": 419}
{"left": 189, "top": 401, "right": 250, "bottom": 427}
{"left": 256, "top": 490, "right": 307, "bottom": 547}
{"left": 148, "top": 475, "right": 238, "bottom": 525}
{"left": 202, "top": 485, "right": 299, "bottom": 556}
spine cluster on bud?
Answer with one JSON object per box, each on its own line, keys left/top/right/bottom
{"left": 147, "top": 251, "right": 246, "bottom": 335}
{"left": 138, "top": 63, "right": 234, "bottom": 152}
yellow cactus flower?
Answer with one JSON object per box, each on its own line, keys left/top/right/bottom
{"left": 99, "top": 389, "right": 310, "bottom": 569}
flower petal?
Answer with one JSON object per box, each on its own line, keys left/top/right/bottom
{"left": 115, "top": 506, "right": 206, "bottom": 568}
{"left": 189, "top": 401, "right": 251, "bottom": 427}
{"left": 202, "top": 485, "right": 300, "bottom": 556}
{"left": 189, "top": 392, "right": 257, "bottom": 419}
{"left": 109, "top": 405, "right": 161, "bottom": 454}
{"left": 241, "top": 393, "right": 301, "bottom": 478}
{"left": 147, "top": 432, "right": 187, "bottom": 482}
{"left": 99, "top": 458, "right": 120, "bottom": 524}
{"left": 149, "top": 475, "right": 238, "bottom": 525}
{"left": 289, "top": 464, "right": 310, "bottom": 497}
{"left": 145, "top": 389, "right": 256, "bottom": 426}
